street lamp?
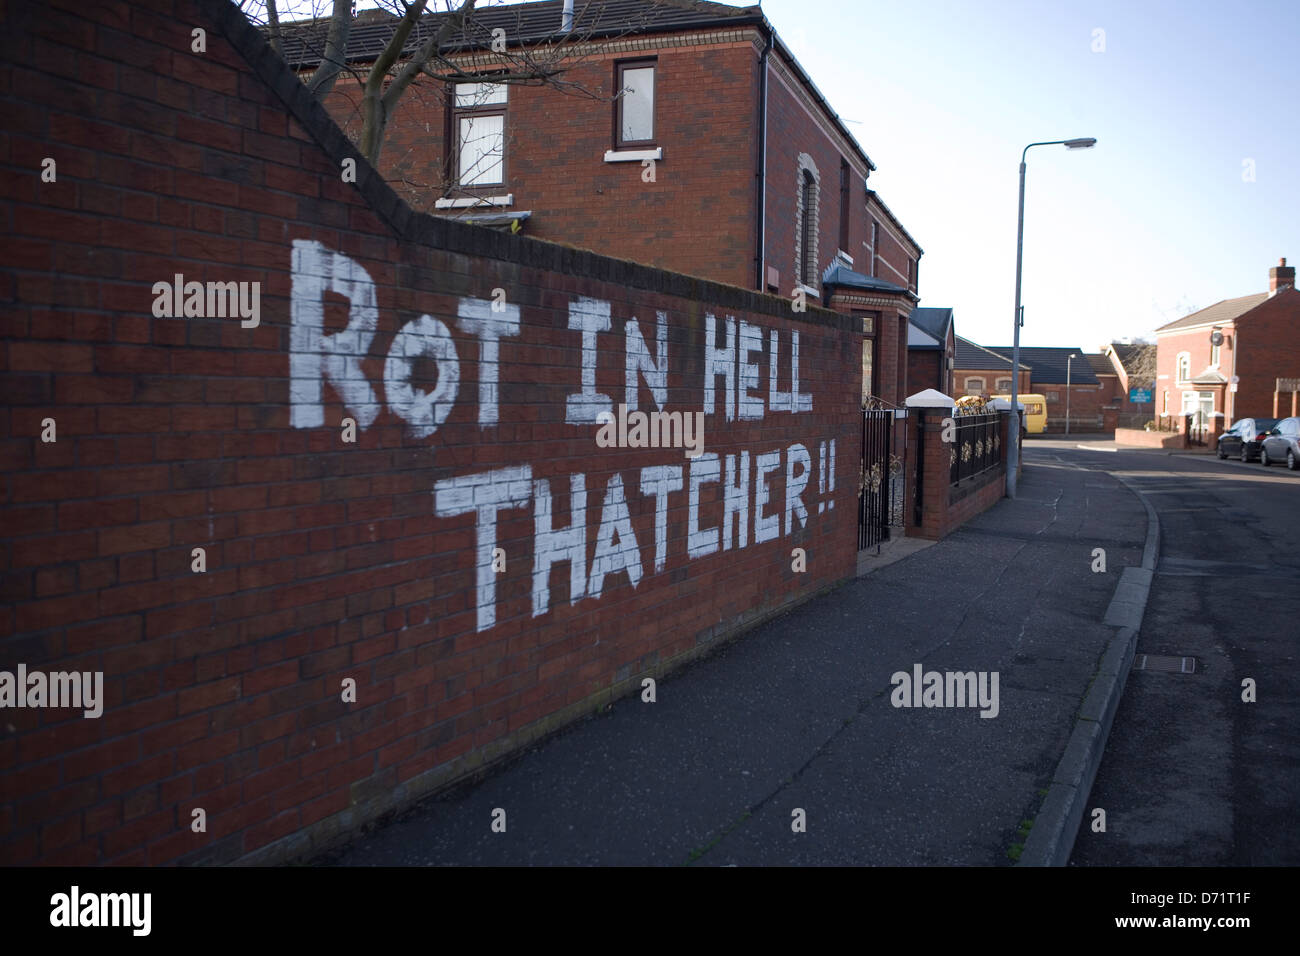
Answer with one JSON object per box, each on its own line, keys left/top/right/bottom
{"left": 1006, "top": 137, "right": 1096, "bottom": 497}
{"left": 1066, "top": 352, "right": 1081, "bottom": 436}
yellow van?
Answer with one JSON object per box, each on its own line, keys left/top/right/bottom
{"left": 1019, "top": 394, "right": 1048, "bottom": 435}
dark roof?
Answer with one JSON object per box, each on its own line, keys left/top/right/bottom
{"left": 279, "top": 0, "right": 763, "bottom": 67}
{"left": 1154, "top": 293, "right": 1266, "bottom": 333}
{"left": 1109, "top": 342, "right": 1154, "bottom": 370}
{"left": 1085, "top": 353, "right": 1115, "bottom": 377}
{"left": 985, "top": 346, "right": 1100, "bottom": 385}
{"left": 953, "top": 336, "right": 1026, "bottom": 371}
{"left": 909, "top": 307, "right": 952, "bottom": 344}
{"left": 822, "top": 264, "right": 912, "bottom": 297}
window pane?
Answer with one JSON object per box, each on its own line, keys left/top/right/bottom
{"left": 459, "top": 114, "right": 504, "bottom": 185}
{"left": 620, "top": 67, "right": 654, "bottom": 141}
{"left": 455, "top": 82, "right": 507, "bottom": 107}
{"left": 861, "top": 339, "right": 873, "bottom": 402}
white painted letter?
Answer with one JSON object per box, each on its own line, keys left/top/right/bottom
{"left": 290, "top": 240, "right": 382, "bottom": 430}
{"left": 435, "top": 466, "right": 533, "bottom": 632}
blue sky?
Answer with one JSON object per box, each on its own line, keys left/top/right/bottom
{"left": 766, "top": 0, "right": 1299, "bottom": 351}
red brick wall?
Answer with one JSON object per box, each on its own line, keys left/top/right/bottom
{"left": 954, "top": 368, "right": 1030, "bottom": 398}
{"left": 1114, "top": 428, "right": 1187, "bottom": 449}
{"left": 0, "top": 0, "right": 860, "bottom": 865}
{"left": 908, "top": 350, "right": 941, "bottom": 395}
{"left": 1235, "top": 290, "right": 1300, "bottom": 418}
{"left": 1041, "top": 382, "right": 1107, "bottom": 432}
{"left": 314, "top": 23, "right": 925, "bottom": 308}
{"left": 865, "top": 195, "right": 917, "bottom": 293}
{"left": 320, "top": 36, "right": 761, "bottom": 290}
{"left": 762, "top": 61, "right": 909, "bottom": 298}
{"left": 905, "top": 410, "right": 1006, "bottom": 540}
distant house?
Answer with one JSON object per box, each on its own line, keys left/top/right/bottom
{"left": 981, "top": 346, "right": 1102, "bottom": 433}
{"left": 906, "top": 307, "right": 955, "bottom": 397}
{"left": 953, "top": 336, "right": 1030, "bottom": 400}
{"left": 1099, "top": 342, "right": 1157, "bottom": 428}
{"left": 1154, "top": 258, "right": 1299, "bottom": 433}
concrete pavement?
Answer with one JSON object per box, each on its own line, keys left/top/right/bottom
{"left": 313, "top": 452, "right": 1150, "bottom": 866}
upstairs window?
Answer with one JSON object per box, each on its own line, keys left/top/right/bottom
{"left": 838, "top": 158, "right": 850, "bottom": 251}
{"left": 870, "top": 219, "right": 880, "bottom": 277}
{"left": 616, "top": 60, "right": 656, "bottom": 147}
{"left": 995, "top": 378, "right": 1011, "bottom": 393}
{"left": 1176, "top": 351, "right": 1191, "bottom": 383}
{"left": 965, "top": 377, "right": 985, "bottom": 394}
{"left": 799, "top": 170, "right": 817, "bottom": 286}
{"left": 453, "top": 81, "right": 507, "bottom": 187}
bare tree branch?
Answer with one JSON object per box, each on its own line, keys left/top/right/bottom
{"left": 265, "top": 0, "right": 284, "bottom": 57}
{"left": 305, "top": 0, "right": 351, "bottom": 97}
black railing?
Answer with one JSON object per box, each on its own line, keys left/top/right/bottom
{"left": 949, "top": 412, "right": 1003, "bottom": 487}
{"left": 859, "top": 407, "right": 894, "bottom": 550}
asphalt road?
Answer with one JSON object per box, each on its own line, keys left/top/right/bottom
{"left": 1040, "top": 441, "right": 1300, "bottom": 866}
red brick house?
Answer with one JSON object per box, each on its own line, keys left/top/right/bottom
{"left": 284, "top": 0, "right": 925, "bottom": 409}
{"left": 952, "top": 337, "right": 1030, "bottom": 400}
{"left": 984, "top": 347, "right": 1102, "bottom": 432}
{"left": 907, "top": 307, "right": 955, "bottom": 397}
{"left": 1154, "top": 258, "right": 1299, "bottom": 435}
{"left": 1097, "top": 343, "right": 1159, "bottom": 429}
{"left": 1099, "top": 341, "right": 1156, "bottom": 428}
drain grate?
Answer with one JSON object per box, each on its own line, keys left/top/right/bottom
{"left": 1134, "top": 653, "right": 1198, "bottom": 674}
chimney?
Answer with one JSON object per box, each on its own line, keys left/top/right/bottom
{"left": 1269, "top": 256, "right": 1295, "bottom": 295}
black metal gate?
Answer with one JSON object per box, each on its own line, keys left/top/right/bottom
{"left": 858, "top": 404, "right": 898, "bottom": 550}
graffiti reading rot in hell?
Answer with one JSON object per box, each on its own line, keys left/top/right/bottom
{"left": 289, "top": 239, "right": 839, "bottom": 633}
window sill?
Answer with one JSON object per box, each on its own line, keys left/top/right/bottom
{"left": 435, "top": 193, "right": 513, "bottom": 209}
{"left": 794, "top": 282, "right": 819, "bottom": 298}
{"left": 835, "top": 250, "right": 854, "bottom": 266}
{"left": 604, "top": 147, "right": 663, "bottom": 163}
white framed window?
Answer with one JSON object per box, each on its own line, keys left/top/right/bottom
{"left": 995, "top": 378, "right": 1011, "bottom": 393}
{"left": 1210, "top": 342, "right": 1221, "bottom": 367}
{"left": 615, "top": 60, "right": 655, "bottom": 147}
{"left": 964, "top": 377, "right": 985, "bottom": 394}
{"left": 1176, "top": 351, "right": 1191, "bottom": 383}
{"left": 453, "top": 82, "right": 507, "bottom": 187}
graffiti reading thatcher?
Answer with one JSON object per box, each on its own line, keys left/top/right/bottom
{"left": 290, "top": 240, "right": 837, "bottom": 633}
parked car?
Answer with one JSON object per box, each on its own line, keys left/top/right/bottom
{"left": 1259, "top": 417, "right": 1300, "bottom": 470}
{"left": 1218, "top": 417, "right": 1278, "bottom": 461}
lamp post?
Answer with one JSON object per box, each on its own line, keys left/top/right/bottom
{"left": 1006, "top": 137, "right": 1097, "bottom": 497}
{"left": 1066, "top": 352, "right": 1081, "bottom": 436}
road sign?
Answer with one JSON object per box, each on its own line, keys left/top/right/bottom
{"left": 1129, "top": 387, "right": 1152, "bottom": 403}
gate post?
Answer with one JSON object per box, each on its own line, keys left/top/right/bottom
{"left": 904, "top": 389, "right": 954, "bottom": 539}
